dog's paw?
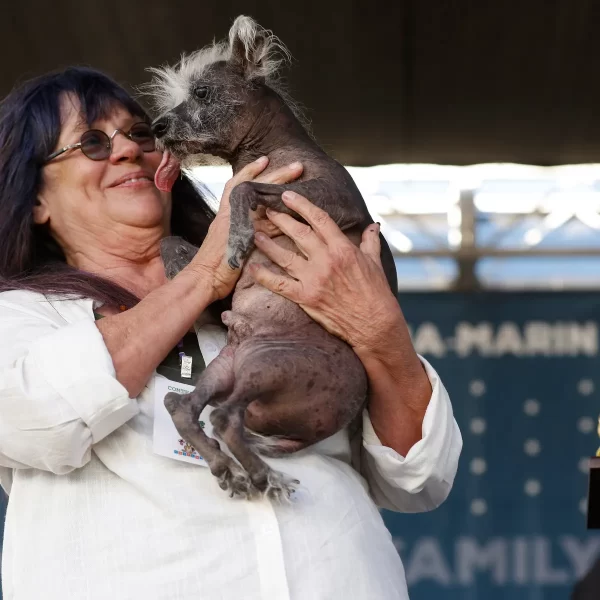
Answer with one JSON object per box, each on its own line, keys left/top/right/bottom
{"left": 226, "top": 244, "right": 249, "bottom": 270}
{"left": 262, "top": 469, "right": 300, "bottom": 503}
{"left": 216, "top": 461, "right": 258, "bottom": 500}
{"left": 226, "top": 232, "right": 254, "bottom": 270}
{"left": 227, "top": 253, "right": 243, "bottom": 270}
{"left": 164, "top": 391, "right": 183, "bottom": 415}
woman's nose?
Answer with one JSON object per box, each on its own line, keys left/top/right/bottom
{"left": 109, "top": 133, "right": 143, "bottom": 163}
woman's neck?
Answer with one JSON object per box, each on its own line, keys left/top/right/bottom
{"left": 64, "top": 228, "right": 168, "bottom": 299}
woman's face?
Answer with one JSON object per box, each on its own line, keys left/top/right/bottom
{"left": 36, "top": 94, "right": 171, "bottom": 258}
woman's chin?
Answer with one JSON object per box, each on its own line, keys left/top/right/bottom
{"left": 108, "top": 193, "right": 170, "bottom": 229}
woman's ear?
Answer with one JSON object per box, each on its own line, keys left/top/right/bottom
{"left": 33, "top": 196, "right": 50, "bottom": 225}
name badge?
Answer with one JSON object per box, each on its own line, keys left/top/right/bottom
{"left": 153, "top": 375, "right": 214, "bottom": 467}
{"left": 153, "top": 323, "right": 227, "bottom": 467}
{"left": 180, "top": 354, "right": 193, "bottom": 379}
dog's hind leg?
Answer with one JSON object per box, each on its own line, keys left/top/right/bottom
{"left": 211, "top": 400, "right": 299, "bottom": 502}
{"left": 227, "top": 179, "right": 364, "bottom": 268}
{"left": 165, "top": 347, "right": 257, "bottom": 498}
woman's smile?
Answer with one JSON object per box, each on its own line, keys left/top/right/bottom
{"left": 108, "top": 170, "right": 156, "bottom": 189}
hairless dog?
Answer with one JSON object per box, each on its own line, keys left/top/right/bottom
{"left": 148, "top": 15, "right": 397, "bottom": 500}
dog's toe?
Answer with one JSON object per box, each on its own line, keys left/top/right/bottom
{"left": 263, "top": 470, "right": 299, "bottom": 502}
{"left": 216, "top": 461, "right": 258, "bottom": 499}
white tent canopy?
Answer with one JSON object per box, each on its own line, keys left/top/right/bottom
{"left": 187, "top": 163, "right": 600, "bottom": 291}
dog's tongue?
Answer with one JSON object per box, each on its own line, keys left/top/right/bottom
{"left": 154, "top": 151, "right": 181, "bottom": 193}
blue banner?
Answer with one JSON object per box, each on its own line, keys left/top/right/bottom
{"left": 0, "top": 292, "right": 598, "bottom": 599}
{"left": 384, "top": 292, "right": 600, "bottom": 599}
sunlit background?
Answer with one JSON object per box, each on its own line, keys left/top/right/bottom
{"left": 188, "top": 163, "right": 600, "bottom": 290}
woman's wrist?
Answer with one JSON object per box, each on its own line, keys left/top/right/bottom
{"left": 352, "top": 299, "right": 428, "bottom": 391}
{"left": 171, "top": 264, "right": 219, "bottom": 310}
{"left": 351, "top": 297, "right": 409, "bottom": 360}
{"left": 184, "top": 214, "right": 239, "bottom": 303}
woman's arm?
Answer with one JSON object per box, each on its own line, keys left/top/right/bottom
{"left": 97, "top": 159, "right": 304, "bottom": 397}
{"left": 250, "top": 192, "right": 462, "bottom": 511}
{"left": 96, "top": 268, "right": 215, "bottom": 398}
{"left": 0, "top": 161, "right": 304, "bottom": 476}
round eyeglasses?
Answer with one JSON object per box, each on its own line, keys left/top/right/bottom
{"left": 45, "top": 122, "right": 156, "bottom": 163}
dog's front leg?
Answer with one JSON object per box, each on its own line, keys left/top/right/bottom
{"left": 226, "top": 179, "right": 363, "bottom": 268}
{"left": 165, "top": 346, "right": 258, "bottom": 499}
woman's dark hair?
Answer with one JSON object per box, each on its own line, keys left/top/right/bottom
{"left": 0, "top": 66, "right": 215, "bottom": 308}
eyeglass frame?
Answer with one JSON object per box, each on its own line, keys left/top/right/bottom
{"left": 44, "top": 122, "right": 156, "bottom": 163}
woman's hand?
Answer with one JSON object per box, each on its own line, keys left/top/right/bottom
{"left": 249, "top": 190, "right": 432, "bottom": 456}
{"left": 248, "top": 190, "right": 402, "bottom": 352}
{"left": 189, "top": 158, "right": 303, "bottom": 301}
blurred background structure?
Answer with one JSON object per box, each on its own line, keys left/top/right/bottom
{"left": 1, "top": 1, "right": 600, "bottom": 599}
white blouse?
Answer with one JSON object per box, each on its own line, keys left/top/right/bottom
{"left": 0, "top": 290, "right": 461, "bottom": 600}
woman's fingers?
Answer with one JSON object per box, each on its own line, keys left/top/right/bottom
{"left": 218, "top": 156, "right": 270, "bottom": 215}
{"left": 265, "top": 208, "right": 325, "bottom": 258}
{"left": 280, "top": 191, "right": 348, "bottom": 246}
{"left": 359, "top": 223, "right": 383, "bottom": 268}
{"left": 229, "top": 156, "right": 269, "bottom": 187}
{"left": 255, "top": 161, "right": 303, "bottom": 185}
{"left": 254, "top": 232, "right": 306, "bottom": 277}
{"left": 247, "top": 263, "right": 302, "bottom": 301}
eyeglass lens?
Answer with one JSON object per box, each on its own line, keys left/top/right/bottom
{"left": 80, "top": 123, "right": 156, "bottom": 160}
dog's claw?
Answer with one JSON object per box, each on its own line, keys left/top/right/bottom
{"left": 259, "top": 469, "right": 299, "bottom": 502}
{"left": 227, "top": 237, "right": 254, "bottom": 270}
{"left": 216, "top": 461, "right": 258, "bottom": 499}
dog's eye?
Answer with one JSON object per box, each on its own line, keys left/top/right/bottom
{"left": 193, "top": 86, "right": 209, "bottom": 100}
{"left": 178, "top": 246, "right": 189, "bottom": 255}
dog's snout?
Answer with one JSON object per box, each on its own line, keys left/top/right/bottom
{"left": 151, "top": 117, "right": 170, "bottom": 139}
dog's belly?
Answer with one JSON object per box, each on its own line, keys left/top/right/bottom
{"left": 226, "top": 239, "right": 367, "bottom": 445}
{"left": 235, "top": 332, "right": 367, "bottom": 443}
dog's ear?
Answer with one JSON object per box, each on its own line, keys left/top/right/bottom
{"left": 228, "top": 15, "right": 270, "bottom": 79}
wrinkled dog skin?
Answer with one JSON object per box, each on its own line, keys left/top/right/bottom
{"left": 149, "top": 16, "right": 397, "bottom": 500}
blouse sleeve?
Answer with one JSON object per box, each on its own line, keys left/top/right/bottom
{"left": 356, "top": 357, "right": 462, "bottom": 512}
{"left": 0, "top": 292, "right": 138, "bottom": 478}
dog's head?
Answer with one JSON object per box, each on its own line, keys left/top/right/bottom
{"left": 145, "top": 16, "right": 291, "bottom": 161}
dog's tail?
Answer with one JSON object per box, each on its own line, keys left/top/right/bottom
{"left": 244, "top": 428, "right": 308, "bottom": 458}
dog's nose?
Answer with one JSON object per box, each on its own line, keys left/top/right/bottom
{"left": 151, "top": 117, "right": 170, "bottom": 139}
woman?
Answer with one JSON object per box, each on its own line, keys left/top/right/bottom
{"left": 0, "top": 67, "right": 461, "bottom": 600}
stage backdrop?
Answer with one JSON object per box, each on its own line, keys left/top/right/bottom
{"left": 0, "top": 292, "right": 598, "bottom": 599}
{"left": 385, "top": 291, "right": 600, "bottom": 600}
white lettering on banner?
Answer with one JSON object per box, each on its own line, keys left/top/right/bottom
{"left": 456, "top": 538, "right": 508, "bottom": 585}
{"left": 404, "top": 537, "right": 452, "bottom": 585}
{"left": 534, "top": 537, "right": 569, "bottom": 584}
{"left": 560, "top": 537, "right": 600, "bottom": 579}
{"left": 454, "top": 322, "right": 494, "bottom": 357}
{"left": 411, "top": 323, "right": 446, "bottom": 358}
{"left": 396, "top": 536, "right": 600, "bottom": 587}
{"left": 513, "top": 537, "right": 528, "bottom": 584}
{"left": 407, "top": 321, "right": 598, "bottom": 358}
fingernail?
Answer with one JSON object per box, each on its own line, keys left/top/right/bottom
{"left": 266, "top": 207, "right": 276, "bottom": 216}
{"left": 289, "top": 161, "right": 302, "bottom": 170}
{"left": 255, "top": 232, "right": 267, "bottom": 242}
{"left": 255, "top": 156, "right": 268, "bottom": 164}
{"left": 282, "top": 191, "right": 296, "bottom": 202}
